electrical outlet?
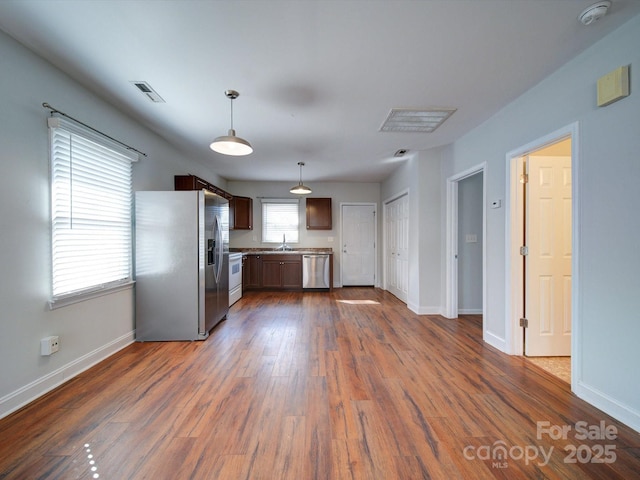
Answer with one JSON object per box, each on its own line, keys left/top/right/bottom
{"left": 41, "top": 336, "right": 59, "bottom": 356}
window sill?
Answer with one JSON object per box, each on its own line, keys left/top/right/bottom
{"left": 49, "top": 281, "right": 135, "bottom": 310}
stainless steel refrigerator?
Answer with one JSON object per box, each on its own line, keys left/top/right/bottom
{"left": 134, "top": 190, "right": 229, "bottom": 341}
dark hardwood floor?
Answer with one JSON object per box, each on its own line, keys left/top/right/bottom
{"left": 1, "top": 288, "right": 638, "bottom": 479}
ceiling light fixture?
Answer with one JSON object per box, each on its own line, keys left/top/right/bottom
{"left": 210, "top": 89, "right": 253, "bottom": 156}
{"left": 290, "top": 162, "right": 312, "bottom": 195}
{"left": 578, "top": 1, "right": 611, "bottom": 25}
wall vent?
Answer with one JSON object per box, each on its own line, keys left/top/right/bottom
{"left": 130, "top": 81, "right": 165, "bottom": 103}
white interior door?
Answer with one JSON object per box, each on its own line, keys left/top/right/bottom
{"left": 385, "top": 194, "right": 408, "bottom": 302}
{"left": 341, "top": 204, "right": 375, "bottom": 286}
{"left": 525, "top": 154, "right": 572, "bottom": 356}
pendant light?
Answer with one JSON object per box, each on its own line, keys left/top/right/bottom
{"left": 210, "top": 90, "right": 253, "bottom": 156}
{"left": 290, "top": 162, "right": 312, "bottom": 195}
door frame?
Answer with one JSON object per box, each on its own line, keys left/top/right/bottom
{"left": 340, "top": 202, "right": 377, "bottom": 288}
{"left": 445, "top": 164, "right": 487, "bottom": 328}
{"left": 504, "top": 122, "right": 580, "bottom": 389}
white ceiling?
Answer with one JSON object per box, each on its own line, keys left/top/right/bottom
{"left": 1, "top": 0, "right": 638, "bottom": 184}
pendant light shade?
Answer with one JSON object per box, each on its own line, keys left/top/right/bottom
{"left": 210, "top": 90, "right": 253, "bottom": 156}
{"left": 290, "top": 162, "right": 312, "bottom": 195}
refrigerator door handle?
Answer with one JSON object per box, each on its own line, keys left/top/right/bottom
{"left": 214, "top": 214, "right": 223, "bottom": 284}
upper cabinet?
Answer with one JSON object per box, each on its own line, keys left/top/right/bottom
{"left": 306, "top": 197, "right": 332, "bottom": 230}
{"left": 230, "top": 195, "right": 253, "bottom": 230}
{"left": 174, "top": 174, "right": 233, "bottom": 201}
{"left": 175, "top": 175, "right": 253, "bottom": 230}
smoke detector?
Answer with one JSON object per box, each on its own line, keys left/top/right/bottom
{"left": 578, "top": 1, "right": 611, "bottom": 26}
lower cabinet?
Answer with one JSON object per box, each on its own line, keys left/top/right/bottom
{"left": 262, "top": 255, "right": 302, "bottom": 289}
{"left": 243, "top": 254, "right": 262, "bottom": 290}
{"left": 243, "top": 254, "right": 302, "bottom": 290}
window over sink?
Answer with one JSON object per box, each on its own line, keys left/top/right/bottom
{"left": 261, "top": 198, "right": 299, "bottom": 244}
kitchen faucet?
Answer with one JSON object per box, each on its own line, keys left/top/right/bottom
{"left": 277, "top": 233, "right": 292, "bottom": 251}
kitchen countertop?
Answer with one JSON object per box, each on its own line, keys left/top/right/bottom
{"left": 231, "top": 248, "right": 333, "bottom": 255}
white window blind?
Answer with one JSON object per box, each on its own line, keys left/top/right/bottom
{"left": 49, "top": 117, "right": 136, "bottom": 307}
{"left": 261, "top": 198, "right": 300, "bottom": 243}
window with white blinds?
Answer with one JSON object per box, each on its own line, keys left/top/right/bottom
{"left": 48, "top": 117, "right": 136, "bottom": 307}
{"left": 261, "top": 198, "right": 300, "bottom": 243}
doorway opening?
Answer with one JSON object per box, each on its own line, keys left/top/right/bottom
{"left": 445, "top": 163, "right": 486, "bottom": 339}
{"left": 457, "top": 172, "right": 484, "bottom": 317}
{"left": 505, "top": 123, "right": 579, "bottom": 387}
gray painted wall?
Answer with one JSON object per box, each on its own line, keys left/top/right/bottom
{"left": 381, "top": 149, "right": 442, "bottom": 314}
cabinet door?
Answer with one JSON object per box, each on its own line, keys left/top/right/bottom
{"left": 244, "top": 255, "right": 262, "bottom": 289}
{"left": 306, "top": 198, "right": 332, "bottom": 230}
{"left": 261, "top": 258, "right": 282, "bottom": 288}
{"left": 175, "top": 174, "right": 206, "bottom": 191}
{"left": 231, "top": 196, "right": 253, "bottom": 230}
{"left": 174, "top": 175, "right": 233, "bottom": 200}
{"left": 282, "top": 259, "right": 302, "bottom": 289}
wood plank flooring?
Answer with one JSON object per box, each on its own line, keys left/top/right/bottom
{"left": 1, "top": 288, "right": 638, "bottom": 479}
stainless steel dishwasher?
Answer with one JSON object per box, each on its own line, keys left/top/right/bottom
{"left": 302, "top": 254, "right": 330, "bottom": 289}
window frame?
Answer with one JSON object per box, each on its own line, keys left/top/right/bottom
{"left": 261, "top": 198, "right": 300, "bottom": 244}
{"left": 48, "top": 116, "right": 137, "bottom": 309}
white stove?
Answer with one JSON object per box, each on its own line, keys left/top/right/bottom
{"left": 229, "top": 253, "right": 243, "bottom": 305}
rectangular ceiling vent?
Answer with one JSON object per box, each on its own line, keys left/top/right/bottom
{"left": 380, "top": 107, "right": 456, "bottom": 133}
{"left": 130, "top": 81, "right": 165, "bottom": 103}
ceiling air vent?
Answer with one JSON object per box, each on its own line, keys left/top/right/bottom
{"left": 380, "top": 107, "right": 456, "bottom": 133}
{"left": 131, "top": 81, "right": 165, "bottom": 103}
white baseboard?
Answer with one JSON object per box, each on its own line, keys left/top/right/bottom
{"left": 459, "top": 308, "right": 483, "bottom": 314}
{"left": 0, "top": 331, "right": 135, "bottom": 420}
{"left": 484, "top": 330, "right": 506, "bottom": 352}
{"left": 574, "top": 381, "right": 640, "bottom": 434}
{"left": 407, "top": 302, "right": 441, "bottom": 315}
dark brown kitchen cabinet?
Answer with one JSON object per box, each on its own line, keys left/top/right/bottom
{"left": 174, "top": 174, "right": 233, "bottom": 201}
{"left": 261, "top": 255, "right": 302, "bottom": 290}
{"left": 242, "top": 254, "right": 262, "bottom": 290}
{"left": 230, "top": 196, "right": 253, "bottom": 230}
{"left": 306, "top": 197, "right": 332, "bottom": 230}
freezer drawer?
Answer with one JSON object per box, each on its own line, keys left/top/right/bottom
{"left": 302, "top": 254, "right": 330, "bottom": 289}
